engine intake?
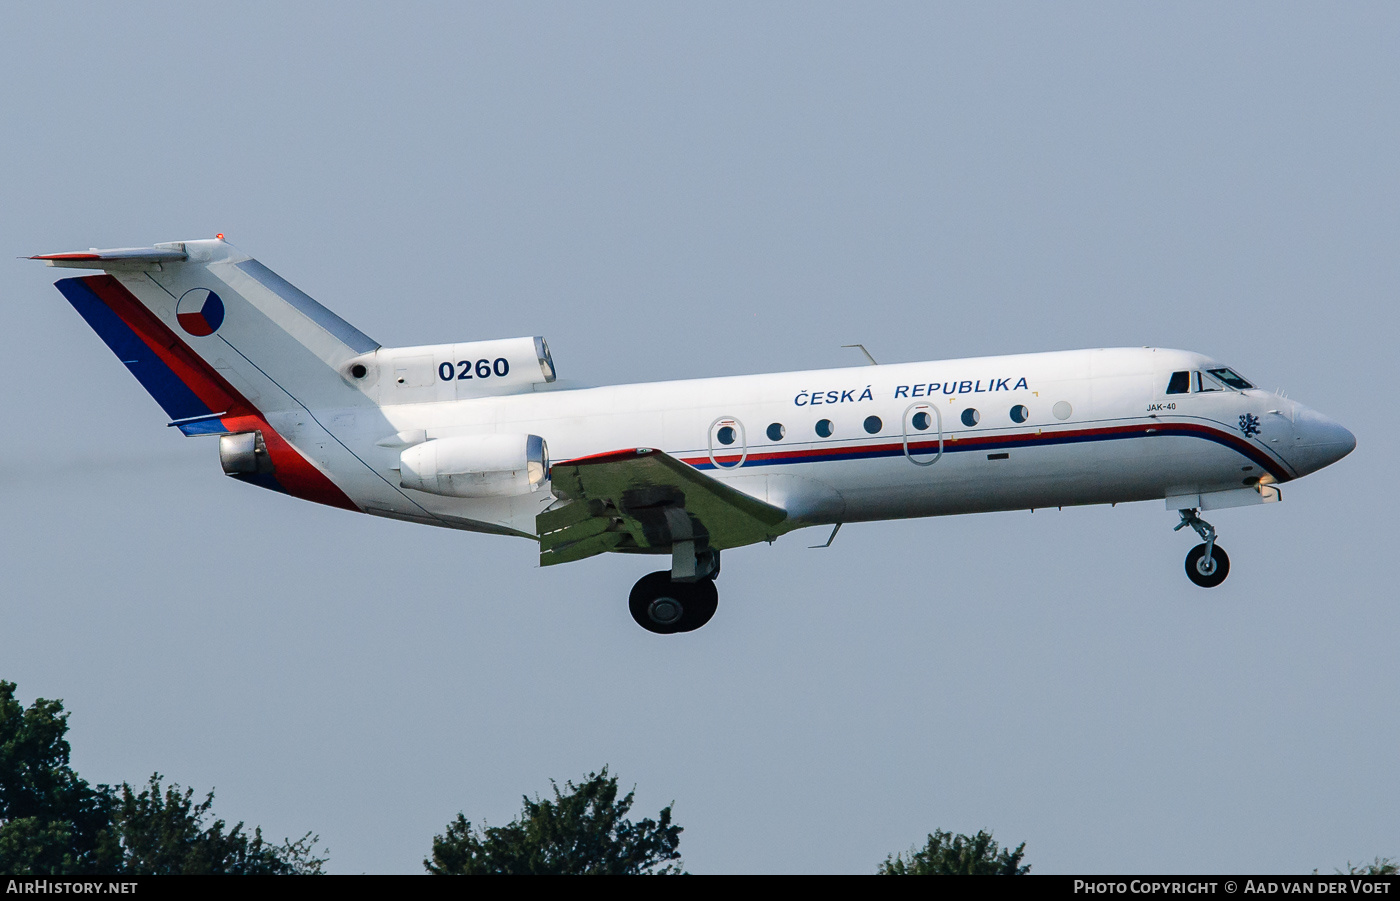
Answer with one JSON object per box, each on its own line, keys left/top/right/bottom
{"left": 399, "top": 434, "right": 548, "bottom": 498}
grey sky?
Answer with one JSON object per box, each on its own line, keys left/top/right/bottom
{"left": 2, "top": 2, "right": 1395, "bottom": 874}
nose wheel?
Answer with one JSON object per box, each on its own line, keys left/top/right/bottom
{"left": 1175, "top": 509, "right": 1230, "bottom": 588}
{"left": 1185, "top": 542, "right": 1230, "bottom": 587}
{"left": 629, "top": 571, "right": 719, "bottom": 634}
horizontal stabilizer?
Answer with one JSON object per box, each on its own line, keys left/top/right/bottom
{"left": 30, "top": 244, "right": 188, "bottom": 270}
{"left": 35, "top": 238, "right": 380, "bottom": 420}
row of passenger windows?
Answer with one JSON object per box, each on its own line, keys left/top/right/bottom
{"left": 720, "top": 368, "right": 1251, "bottom": 446}
{"left": 716, "top": 403, "right": 1070, "bottom": 444}
{"left": 1166, "top": 368, "right": 1254, "bottom": 395}
{"left": 962, "top": 404, "right": 1030, "bottom": 426}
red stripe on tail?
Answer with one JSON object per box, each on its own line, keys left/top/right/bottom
{"left": 82, "top": 275, "right": 361, "bottom": 513}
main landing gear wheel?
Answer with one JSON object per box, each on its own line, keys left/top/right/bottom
{"left": 1185, "top": 543, "right": 1230, "bottom": 588}
{"left": 629, "top": 571, "right": 719, "bottom": 634}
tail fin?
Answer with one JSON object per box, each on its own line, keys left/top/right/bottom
{"left": 34, "top": 239, "right": 379, "bottom": 426}
{"left": 32, "top": 239, "right": 374, "bottom": 511}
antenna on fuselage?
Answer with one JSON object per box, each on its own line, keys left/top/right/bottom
{"left": 809, "top": 522, "right": 842, "bottom": 549}
{"left": 841, "top": 344, "right": 878, "bottom": 365}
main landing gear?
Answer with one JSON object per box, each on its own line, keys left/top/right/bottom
{"left": 629, "top": 546, "right": 720, "bottom": 634}
{"left": 629, "top": 572, "right": 718, "bottom": 634}
{"left": 1175, "top": 509, "right": 1230, "bottom": 588}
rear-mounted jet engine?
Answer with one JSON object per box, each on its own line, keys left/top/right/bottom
{"left": 398, "top": 434, "right": 549, "bottom": 498}
{"left": 219, "top": 431, "right": 273, "bottom": 475}
{"left": 342, "top": 336, "right": 556, "bottom": 401}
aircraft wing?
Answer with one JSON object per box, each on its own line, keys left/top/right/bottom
{"left": 537, "top": 448, "right": 788, "bottom": 566}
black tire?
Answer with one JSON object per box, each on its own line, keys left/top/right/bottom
{"left": 677, "top": 578, "right": 718, "bottom": 633}
{"left": 629, "top": 571, "right": 683, "bottom": 634}
{"left": 1185, "top": 543, "right": 1230, "bottom": 588}
{"left": 628, "top": 572, "right": 719, "bottom": 634}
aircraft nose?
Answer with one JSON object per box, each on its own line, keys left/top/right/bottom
{"left": 1321, "top": 420, "right": 1357, "bottom": 460}
{"left": 1289, "top": 407, "right": 1356, "bottom": 475}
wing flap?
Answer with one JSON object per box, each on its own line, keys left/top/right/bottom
{"left": 540, "top": 530, "right": 626, "bottom": 567}
{"left": 537, "top": 498, "right": 606, "bottom": 535}
{"left": 538, "top": 448, "right": 788, "bottom": 567}
{"left": 539, "top": 512, "right": 613, "bottom": 553}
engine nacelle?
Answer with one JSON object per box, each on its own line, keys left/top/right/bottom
{"left": 341, "top": 336, "right": 557, "bottom": 401}
{"left": 398, "top": 434, "right": 549, "bottom": 498}
{"left": 219, "top": 431, "right": 273, "bottom": 474}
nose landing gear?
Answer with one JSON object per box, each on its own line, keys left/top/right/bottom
{"left": 1175, "top": 509, "right": 1230, "bottom": 588}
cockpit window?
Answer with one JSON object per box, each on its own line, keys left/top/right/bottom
{"left": 1167, "top": 367, "right": 1251, "bottom": 395}
{"left": 1207, "top": 368, "right": 1253, "bottom": 390}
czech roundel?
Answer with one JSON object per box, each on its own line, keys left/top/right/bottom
{"left": 176, "top": 288, "right": 224, "bottom": 337}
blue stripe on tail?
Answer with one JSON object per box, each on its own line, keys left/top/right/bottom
{"left": 56, "top": 277, "right": 216, "bottom": 423}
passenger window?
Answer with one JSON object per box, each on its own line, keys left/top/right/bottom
{"left": 1166, "top": 371, "right": 1190, "bottom": 395}
{"left": 766, "top": 422, "right": 785, "bottom": 441}
{"left": 815, "top": 419, "right": 834, "bottom": 438}
{"left": 716, "top": 426, "right": 737, "bottom": 446}
{"left": 961, "top": 408, "right": 980, "bottom": 427}
{"left": 911, "top": 411, "right": 931, "bottom": 431}
{"left": 863, "top": 415, "right": 882, "bottom": 434}
{"left": 1010, "top": 404, "right": 1029, "bottom": 423}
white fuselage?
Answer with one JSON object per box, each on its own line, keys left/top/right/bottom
{"left": 286, "top": 345, "right": 1352, "bottom": 544}
{"left": 33, "top": 238, "right": 1356, "bottom": 613}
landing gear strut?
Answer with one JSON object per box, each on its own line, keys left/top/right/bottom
{"left": 1175, "top": 509, "right": 1230, "bottom": 588}
{"left": 629, "top": 514, "right": 722, "bottom": 633}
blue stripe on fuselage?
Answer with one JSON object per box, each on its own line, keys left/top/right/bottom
{"left": 688, "top": 422, "right": 1292, "bottom": 482}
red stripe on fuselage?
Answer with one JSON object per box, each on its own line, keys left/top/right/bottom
{"left": 679, "top": 419, "right": 1292, "bottom": 482}
{"left": 81, "top": 275, "right": 360, "bottom": 512}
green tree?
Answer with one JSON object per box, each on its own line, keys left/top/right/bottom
{"left": 0, "top": 679, "right": 324, "bottom": 875}
{"left": 0, "top": 680, "right": 119, "bottom": 874}
{"left": 879, "top": 828, "right": 1030, "bottom": 875}
{"left": 1338, "top": 858, "right": 1398, "bottom": 876}
{"left": 426, "top": 768, "right": 683, "bottom": 875}
{"left": 113, "top": 774, "right": 325, "bottom": 875}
